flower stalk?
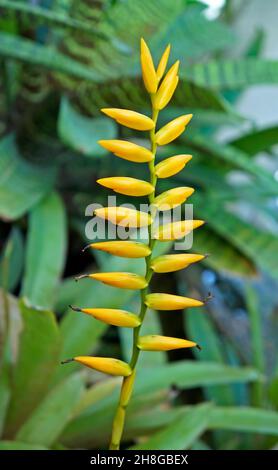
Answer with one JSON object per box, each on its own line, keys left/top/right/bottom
{"left": 61, "top": 38, "right": 206, "bottom": 451}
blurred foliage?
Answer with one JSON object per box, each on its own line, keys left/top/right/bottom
{"left": 0, "top": 0, "right": 277, "bottom": 450}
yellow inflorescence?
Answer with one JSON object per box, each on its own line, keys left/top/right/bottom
{"left": 62, "top": 38, "right": 207, "bottom": 451}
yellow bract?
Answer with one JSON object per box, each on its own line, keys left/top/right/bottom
{"left": 138, "top": 335, "right": 197, "bottom": 351}
{"left": 101, "top": 108, "right": 154, "bottom": 131}
{"left": 156, "top": 44, "right": 171, "bottom": 82}
{"left": 145, "top": 293, "right": 203, "bottom": 310}
{"left": 153, "top": 60, "right": 180, "bottom": 110}
{"left": 153, "top": 186, "right": 194, "bottom": 210}
{"left": 155, "top": 154, "right": 192, "bottom": 178}
{"left": 151, "top": 253, "right": 205, "bottom": 273}
{"left": 89, "top": 241, "right": 151, "bottom": 258}
{"left": 88, "top": 272, "right": 147, "bottom": 290}
{"left": 98, "top": 140, "right": 153, "bottom": 163}
{"left": 154, "top": 219, "right": 204, "bottom": 241}
{"left": 74, "top": 356, "right": 132, "bottom": 376}
{"left": 76, "top": 308, "right": 141, "bottom": 328}
{"left": 120, "top": 370, "right": 136, "bottom": 407}
{"left": 95, "top": 207, "right": 152, "bottom": 228}
{"left": 97, "top": 177, "right": 154, "bottom": 197}
{"left": 140, "top": 38, "right": 158, "bottom": 93}
{"left": 155, "top": 114, "right": 193, "bottom": 145}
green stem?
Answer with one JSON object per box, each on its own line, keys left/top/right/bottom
{"left": 108, "top": 104, "right": 159, "bottom": 450}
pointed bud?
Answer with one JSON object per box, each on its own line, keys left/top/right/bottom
{"left": 98, "top": 140, "right": 153, "bottom": 163}
{"left": 156, "top": 44, "right": 171, "bottom": 82}
{"left": 70, "top": 306, "right": 140, "bottom": 328}
{"left": 151, "top": 253, "right": 205, "bottom": 273}
{"left": 145, "top": 293, "right": 203, "bottom": 310}
{"left": 155, "top": 114, "right": 193, "bottom": 145}
{"left": 74, "top": 356, "right": 132, "bottom": 376}
{"left": 140, "top": 38, "right": 158, "bottom": 93}
{"left": 88, "top": 241, "right": 151, "bottom": 258}
{"left": 94, "top": 207, "right": 152, "bottom": 228}
{"left": 154, "top": 61, "right": 180, "bottom": 110}
{"left": 97, "top": 177, "right": 154, "bottom": 197}
{"left": 88, "top": 272, "right": 147, "bottom": 290}
{"left": 155, "top": 154, "right": 192, "bottom": 179}
{"left": 101, "top": 108, "right": 154, "bottom": 131}
{"left": 153, "top": 219, "right": 204, "bottom": 241}
{"left": 138, "top": 335, "right": 198, "bottom": 351}
{"left": 154, "top": 187, "right": 194, "bottom": 211}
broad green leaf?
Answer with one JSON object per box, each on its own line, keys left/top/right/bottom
{"left": 186, "top": 310, "right": 235, "bottom": 406}
{"left": 132, "top": 403, "right": 212, "bottom": 450}
{"left": 16, "top": 373, "right": 84, "bottom": 446}
{"left": 0, "top": 1, "right": 103, "bottom": 36}
{"left": 186, "top": 133, "right": 277, "bottom": 194}
{"left": 192, "top": 227, "right": 257, "bottom": 277}
{"left": 58, "top": 97, "right": 117, "bottom": 158}
{"left": 21, "top": 192, "right": 67, "bottom": 310}
{"left": 209, "top": 407, "right": 278, "bottom": 435}
{"left": 186, "top": 59, "right": 278, "bottom": 90}
{"left": 0, "top": 227, "right": 24, "bottom": 292}
{"left": 230, "top": 126, "right": 278, "bottom": 156}
{"left": 0, "top": 32, "right": 102, "bottom": 81}
{"left": 156, "top": 4, "right": 234, "bottom": 61}
{"left": 0, "top": 135, "right": 56, "bottom": 220}
{"left": 0, "top": 291, "right": 22, "bottom": 434}
{"left": 0, "top": 440, "right": 47, "bottom": 450}
{"left": 4, "top": 300, "right": 61, "bottom": 436}
{"left": 134, "top": 361, "right": 260, "bottom": 396}
{"left": 195, "top": 194, "right": 278, "bottom": 279}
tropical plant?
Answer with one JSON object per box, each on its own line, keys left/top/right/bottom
{"left": 0, "top": 0, "right": 278, "bottom": 451}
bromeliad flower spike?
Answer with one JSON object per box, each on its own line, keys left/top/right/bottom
{"left": 62, "top": 39, "right": 206, "bottom": 450}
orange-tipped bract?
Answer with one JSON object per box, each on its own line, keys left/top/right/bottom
{"left": 95, "top": 207, "right": 152, "bottom": 228}
{"left": 74, "top": 356, "right": 132, "bottom": 376}
{"left": 154, "top": 186, "right": 194, "bottom": 210}
{"left": 87, "top": 272, "right": 147, "bottom": 290}
{"left": 154, "top": 219, "right": 204, "bottom": 241}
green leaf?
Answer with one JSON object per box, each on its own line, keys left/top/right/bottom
{"left": 186, "top": 133, "right": 277, "bottom": 194}
{"left": 134, "top": 361, "right": 260, "bottom": 396}
{"left": 58, "top": 97, "right": 117, "bottom": 158}
{"left": 186, "top": 59, "right": 278, "bottom": 90}
{"left": 21, "top": 192, "right": 67, "bottom": 310}
{"left": 192, "top": 227, "right": 257, "bottom": 277}
{"left": 156, "top": 4, "right": 235, "bottom": 61}
{"left": 229, "top": 126, "right": 278, "bottom": 156}
{"left": 209, "top": 407, "right": 278, "bottom": 435}
{"left": 195, "top": 194, "right": 278, "bottom": 280}
{"left": 0, "top": 290, "right": 23, "bottom": 434}
{"left": 0, "top": 1, "right": 104, "bottom": 36}
{"left": 0, "top": 440, "right": 48, "bottom": 450}
{"left": 0, "top": 134, "right": 56, "bottom": 220}
{"left": 0, "top": 32, "right": 102, "bottom": 81}
{"left": 132, "top": 403, "right": 212, "bottom": 450}
{"left": 4, "top": 299, "right": 61, "bottom": 436}
{"left": 16, "top": 373, "right": 84, "bottom": 446}
{"left": 0, "top": 227, "right": 24, "bottom": 292}
{"left": 186, "top": 310, "right": 235, "bottom": 406}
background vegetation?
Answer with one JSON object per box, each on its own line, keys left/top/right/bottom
{"left": 0, "top": 0, "right": 277, "bottom": 450}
